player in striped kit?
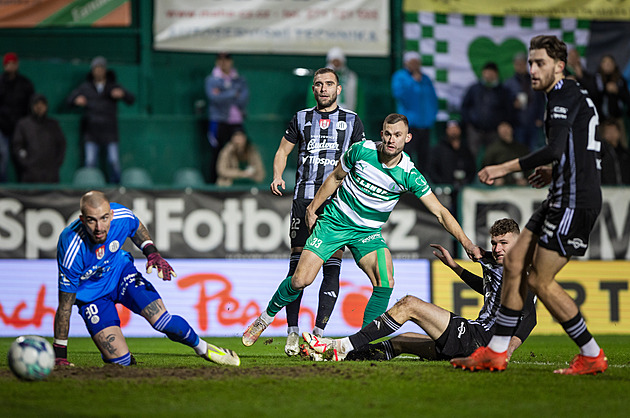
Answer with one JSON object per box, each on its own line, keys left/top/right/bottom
{"left": 243, "top": 113, "right": 481, "bottom": 347}
{"left": 53, "top": 191, "right": 239, "bottom": 367}
{"left": 270, "top": 67, "right": 365, "bottom": 356}
{"left": 451, "top": 35, "right": 608, "bottom": 375}
{"left": 301, "top": 218, "right": 536, "bottom": 362}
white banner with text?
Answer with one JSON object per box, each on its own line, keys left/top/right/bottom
{"left": 0, "top": 259, "right": 429, "bottom": 338}
{"left": 153, "top": 0, "right": 390, "bottom": 56}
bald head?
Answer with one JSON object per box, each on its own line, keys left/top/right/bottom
{"left": 80, "top": 191, "right": 109, "bottom": 216}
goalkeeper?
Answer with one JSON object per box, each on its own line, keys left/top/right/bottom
{"left": 53, "top": 191, "right": 240, "bottom": 367}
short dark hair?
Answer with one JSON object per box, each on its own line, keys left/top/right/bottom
{"left": 530, "top": 35, "right": 567, "bottom": 64}
{"left": 489, "top": 218, "right": 520, "bottom": 237}
{"left": 313, "top": 67, "right": 339, "bottom": 84}
{"left": 383, "top": 113, "right": 409, "bottom": 128}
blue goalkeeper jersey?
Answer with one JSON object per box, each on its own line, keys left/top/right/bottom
{"left": 57, "top": 203, "right": 140, "bottom": 304}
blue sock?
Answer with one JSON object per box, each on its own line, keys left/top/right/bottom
{"left": 105, "top": 352, "right": 132, "bottom": 366}
{"left": 153, "top": 311, "right": 200, "bottom": 348}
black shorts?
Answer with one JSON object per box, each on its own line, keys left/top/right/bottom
{"left": 289, "top": 198, "right": 335, "bottom": 248}
{"left": 434, "top": 313, "right": 490, "bottom": 360}
{"left": 526, "top": 201, "right": 599, "bottom": 257}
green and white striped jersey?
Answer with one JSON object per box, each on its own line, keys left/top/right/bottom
{"left": 329, "top": 140, "right": 432, "bottom": 229}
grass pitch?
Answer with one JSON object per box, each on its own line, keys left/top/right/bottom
{"left": 1, "top": 335, "right": 629, "bottom": 417}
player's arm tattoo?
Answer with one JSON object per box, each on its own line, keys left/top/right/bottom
{"left": 131, "top": 221, "right": 153, "bottom": 248}
{"left": 54, "top": 291, "right": 76, "bottom": 340}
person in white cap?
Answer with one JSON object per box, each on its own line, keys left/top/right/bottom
{"left": 326, "top": 47, "right": 359, "bottom": 112}
{"left": 391, "top": 51, "right": 438, "bottom": 173}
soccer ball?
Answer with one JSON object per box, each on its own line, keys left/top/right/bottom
{"left": 7, "top": 335, "right": 55, "bottom": 381}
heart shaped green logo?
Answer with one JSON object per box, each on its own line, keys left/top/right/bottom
{"left": 468, "top": 37, "right": 527, "bottom": 81}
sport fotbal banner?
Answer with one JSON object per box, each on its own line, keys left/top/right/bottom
{"left": 0, "top": 0, "right": 132, "bottom": 28}
{"left": 402, "top": 11, "right": 590, "bottom": 120}
{"left": 0, "top": 189, "right": 451, "bottom": 259}
{"left": 404, "top": 0, "right": 630, "bottom": 21}
{"left": 153, "top": 0, "right": 390, "bottom": 56}
{"left": 0, "top": 259, "right": 430, "bottom": 338}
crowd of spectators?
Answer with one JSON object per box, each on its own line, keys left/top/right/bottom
{"left": 1, "top": 45, "right": 629, "bottom": 188}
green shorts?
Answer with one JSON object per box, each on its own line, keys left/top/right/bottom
{"left": 304, "top": 212, "right": 388, "bottom": 263}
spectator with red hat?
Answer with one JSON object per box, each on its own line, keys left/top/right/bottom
{"left": 0, "top": 52, "right": 35, "bottom": 182}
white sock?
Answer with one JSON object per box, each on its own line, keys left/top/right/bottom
{"left": 194, "top": 339, "right": 208, "bottom": 355}
{"left": 580, "top": 338, "right": 601, "bottom": 357}
{"left": 339, "top": 337, "right": 353, "bottom": 354}
{"left": 487, "top": 335, "right": 511, "bottom": 353}
{"left": 260, "top": 311, "right": 274, "bottom": 325}
{"left": 288, "top": 326, "right": 299, "bottom": 335}
{"left": 313, "top": 326, "right": 324, "bottom": 337}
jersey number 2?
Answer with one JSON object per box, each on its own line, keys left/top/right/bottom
{"left": 585, "top": 98, "right": 601, "bottom": 152}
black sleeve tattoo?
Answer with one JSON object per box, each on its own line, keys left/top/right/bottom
{"left": 54, "top": 291, "right": 76, "bottom": 340}
{"left": 131, "top": 221, "right": 152, "bottom": 248}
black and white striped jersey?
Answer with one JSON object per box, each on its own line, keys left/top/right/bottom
{"left": 475, "top": 254, "right": 504, "bottom": 331}
{"left": 284, "top": 106, "right": 365, "bottom": 200}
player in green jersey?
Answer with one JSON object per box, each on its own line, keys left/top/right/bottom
{"left": 242, "top": 114, "right": 482, "bottom": 347}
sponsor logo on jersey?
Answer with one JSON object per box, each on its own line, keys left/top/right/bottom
{"left": 336, "top": 121, "right": 347, "bottom": 130}
{"left": 96, "top": 245, "right": 105, "bottom": 260}
{"left": 568, "top": 238, "right": 588, "bottom": 249}
{"left": 457, "top": 322, "right": 466, "bottom": 338}
{"left": 354, "top": 175, "right": 390, "bottom": 197}
{"left": 319, "top": 119, "right": 331, "bottom": 129}
{"left": 361, "top": 232, "right": 382, "bottom": 244}
{"left": 109, "top": 240, "right": 120, "bottom": 253}
{"left": 307, "top": 139, "right": 340, "bottom": 152}
{"left": 301, "top": 155, "right": 339, "bottom": 166}
{"left": 551, "top": 106, "right": 568, "bottom": 119}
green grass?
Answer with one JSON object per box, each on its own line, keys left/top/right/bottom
{"left": 1, "top": 335, "right": 629, "bottom": 417}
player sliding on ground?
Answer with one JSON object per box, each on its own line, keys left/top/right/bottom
{"left": 242, "top": 113, "right": 482, "bottom": 347}
{"left": 53, "top": 191, "right": 240, "bottom": 367}
{"left": 302, "top": 219, "right": 536, "bottom": 363}
{"left": 451, "top": 35, "right": 608, "bottom": 375}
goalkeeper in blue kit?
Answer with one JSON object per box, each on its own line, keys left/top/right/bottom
{"left": 53, "top": 190, "right": 239, "bottom": 367}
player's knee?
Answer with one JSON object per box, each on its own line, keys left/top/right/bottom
{"left": 291, "top": 274, "right": 312, "bottom": 290}
{"left": 397, "top": 294, "right": 421, "bottom": 310}
{"left": 503, "top": 252, "right": 525, "bottom": 279}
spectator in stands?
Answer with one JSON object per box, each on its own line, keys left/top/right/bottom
{"left": 205, "top": 52, "right": 249, "bottom": 183}
{"left": 566, "top": 48, "right": 596, "bottom": 94}
{"left": 504, "top": 53, "right": 545, "bottom": 151}
{"left": 216, "top": 130, "right": 264, "bottom": 187}
{"left": 482, "top": 121, "right": 529, "bottom": 186}
{"left": 67, "top": 56, "right": 135, "bottom": 184}
{"left": 0, "top": 52, "right": 34, "bottom": 182}
{"left": 391, "top": 51, "right": 438, "bottom": 172}
{"left": 12, "top": 94, "right": 66, "bottom": 183}
{"left": 600, "top": 118, "right": 630, "bottom": 185}
{"left": 461, "top": 61, "right": 514, "bottom": 160}
{"left": 592, "top": 54, "right": 630, "bottom": 144}
{"left": 326, "top": 47, "right": 359, "bottom": 112}
{"left": 427, "top": 119, "right": 475, "bottom": 188}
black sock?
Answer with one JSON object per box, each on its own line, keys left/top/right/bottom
{"left": 315, "top": 257, "right": 341, "bottom": 330}
{"left": 494, "top": 305, "right": 521, "bottom": 337}
{"left": 284, "top": 253, "right": 302, "bottom": 330}
{"left": 561, "top": 312, "right": 593, "bottom": 347}
{"left": 349, "top": 312, "right": 401, "bottom": 350}
{"left": 345, "top": 340, "right": 395, "bottom": 361}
